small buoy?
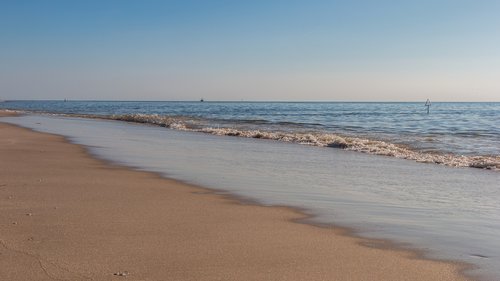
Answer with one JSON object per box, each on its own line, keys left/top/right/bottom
{"left": 425, "top": 99, "right": 431, "bottom": 114}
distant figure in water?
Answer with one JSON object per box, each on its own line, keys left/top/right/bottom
{"left": 425, "top": 99, "right": 431, "bottom": 114}
{"left": 200, "top": 98, "right": 204, "bottom": 102}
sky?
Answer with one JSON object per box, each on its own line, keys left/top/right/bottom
{"left": 1, "top": 0, "right": 499, "bottom": 101}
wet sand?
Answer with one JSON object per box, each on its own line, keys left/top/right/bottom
{"left": 0, "top": 112, "right": 471, "bottom": 281}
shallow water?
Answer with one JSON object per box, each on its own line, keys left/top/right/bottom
{"left": 1, "top": 101, "right": 499, "bottom": 169}
{"left": 3, "top": 114, "right": 499, "bottom": 280}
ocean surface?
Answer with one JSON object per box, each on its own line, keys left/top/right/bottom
{"left": 1, "top": 100, "right": 499, "bottom": 169}
{"left": 1, "top": 101, "right": 499, "bottom": 280}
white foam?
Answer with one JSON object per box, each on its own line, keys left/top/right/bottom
{"left": 23, "top": 112, "right": 500, "bottom": 171}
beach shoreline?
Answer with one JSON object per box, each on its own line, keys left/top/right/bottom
{"left": 0, "top": 104, "right": 500, "bottom": 172}
{"left": 0, "top": 112, "right": 474, "bottom": 281}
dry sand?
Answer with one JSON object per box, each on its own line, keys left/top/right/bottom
{"left": 0, "top": 112, "right": 471, "bottom": 281}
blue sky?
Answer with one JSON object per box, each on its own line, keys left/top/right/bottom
{"left": 1, "top": 0, "right": 499, "bottom": 101}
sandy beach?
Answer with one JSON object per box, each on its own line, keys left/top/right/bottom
{"left": 0, "top": 112, "right": 471, "bottom": 281}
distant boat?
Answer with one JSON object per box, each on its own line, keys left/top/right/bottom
{"left": 200, "top": 98, "right": 204, "bottom": 102}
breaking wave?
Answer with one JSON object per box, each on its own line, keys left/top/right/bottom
{"left": 110, "top": 113, "right": 196, "bottom": 130}
{"left": 8, "top": 111, "right": 499, "bottom": 171}
{"left": 108, "top": 113, "right": 499, "bottom": 171}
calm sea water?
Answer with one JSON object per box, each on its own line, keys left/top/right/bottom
{"left": 1, "top": 100, "right": 499, "bottom": 169}
{"left": 2, "top": 114, "right": 499, "bottom": 280}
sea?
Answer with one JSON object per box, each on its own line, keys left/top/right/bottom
{"left": 1, "top": 100, "right": 499, "bottom": 280}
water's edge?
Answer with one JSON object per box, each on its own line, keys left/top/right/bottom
{"left": 5, "top": 109, "right": 500, "bottom": 171}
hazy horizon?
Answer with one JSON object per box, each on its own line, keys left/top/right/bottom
{"left": 1, "top": 1, "right": 499, "bottom": 102}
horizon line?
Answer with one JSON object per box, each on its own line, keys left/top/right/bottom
{"left": 2, "top": 99, "right": 500, "bottom": 103}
